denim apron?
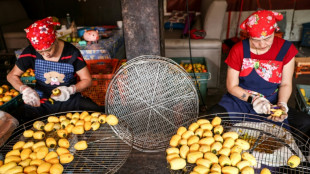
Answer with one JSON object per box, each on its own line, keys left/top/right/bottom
{"left": 219, "top": 39, "right": 292, "bottom": 126}
{"left": 28, "top": 52, "right": 81, "bottom": 115}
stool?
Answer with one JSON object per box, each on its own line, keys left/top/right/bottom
{"left": 295, "top": 57, "right": 310, "bottom": 78}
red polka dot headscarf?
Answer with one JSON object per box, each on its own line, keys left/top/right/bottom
{"left": 240, "top": 10, "right": 283, "bottom": 38}
{"left": 25, "top": 17, "right": 60, "bottom": 51}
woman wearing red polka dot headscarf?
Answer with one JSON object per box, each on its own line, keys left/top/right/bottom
{"left": 7, "top": 17, "right": 101, "bottom": 119}
{"left": 205, "top": 10, "right": 310, "bottom": 141}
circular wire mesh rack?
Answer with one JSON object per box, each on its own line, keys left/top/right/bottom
{"left": 170, "top": 113, "right": 310, "bottom": 174}
{"left": 106, "top": 56, "right": 199, "bottom": 152}
{"left": 115, "top": 55, "right": 187, "bottom": 75}
{"left": 0, "top": 111, "right": 133, "bottom": 174}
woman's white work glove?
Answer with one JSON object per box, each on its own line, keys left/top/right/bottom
{"left": 20, "top": 85, "right": 40, "bottom": 107}
{"left": 51, "top": 85, "right": 76, "bottom": 102}
{"left": 267, "top": 102, "right": 289, "bottom": 122}
{"left": 278, "top": 102, "right": 289, "bottom": 113}
{"left": 252, "top": 97, "right": 271, "bottom": 114}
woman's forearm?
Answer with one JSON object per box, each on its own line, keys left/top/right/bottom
{"left": 228, "top": 85, "right": 251, "bottom": 102}
{"left": 7, "top": 74, "right": 25, "bottom": 92}
{"left": 277, "top": 57, "right": 295, "bottom": 104}
{"left": 74, "top": 67, "right": 92, "bottom": 93}
{"left": 226, "top": 67, "right": 251, "bottom": 102}
{"left": 228, "top": 86, "right": 251, "bottom": 101}
{"left": 74, "top": 79, "right": 92, "bottom": 92}
{"left": 277, "top": 84, "right": 292, "bottom": 104}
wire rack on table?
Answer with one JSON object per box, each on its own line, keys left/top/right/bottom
{"left": 0, "top": 111, "right": 133, "bottom": 174}
{"left": 170, "top": 113, "right": 310, "bottom": 174}
{"left": 106, "top": 56, "right": 199, "bottom": 152}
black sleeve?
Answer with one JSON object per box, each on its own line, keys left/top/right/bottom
{"left": 72, "top": 49, "right": 87, "bottom": 72}
{"left": 15, "top": 46, "right": 36, "bottom": 72}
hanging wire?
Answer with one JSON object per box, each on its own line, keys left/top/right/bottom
{"left": 185, "top": 0, "right": 207, "bottom": 110}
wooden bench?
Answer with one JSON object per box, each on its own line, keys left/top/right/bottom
{"left": 295, "top": 57, "right": 310, "bottom": 78}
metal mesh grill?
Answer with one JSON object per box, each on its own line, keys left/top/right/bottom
{"left": 171, "top": 113, "right": 310, "bottom": 174}
{"left": 106, "top": 56, "right": 199, "bottom": 152}
{"left": 0, "top": 111, "right": 133, "bottom": 174}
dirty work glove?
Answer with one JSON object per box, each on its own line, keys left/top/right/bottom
{"left": 267, "top": 102, "right": 288, "bottom": 122}
{"left": 20, "top": 85, "right": 40, "bottom": 107}
{"left": 51, "top": 85, "right": 76, "bottom": 102}
{"left": 252, "top": 97, "right": 271, "bottom": 114}
{"left": 278, "top": 102, "right": 289, "bottom": 113}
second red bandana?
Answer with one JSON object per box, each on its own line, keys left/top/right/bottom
{"left": 240, "top": 10, "right": 283, "bottom": 38}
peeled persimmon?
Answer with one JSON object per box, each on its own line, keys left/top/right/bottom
{"left": 52, "top": 88, "right": 61, "bottom": 96}
{"left": 2, "top": 96, "right": 12, "bottom": 102}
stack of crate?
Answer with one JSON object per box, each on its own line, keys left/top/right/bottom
{"left": 81, "top": 59, "right": 119, "bottom": 106}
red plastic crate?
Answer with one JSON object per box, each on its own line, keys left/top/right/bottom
{"left": 85, "top": 59, "right": 119, "bottom": 74}
{"left": 81, "top": 74, "right": 114, "bottom": 106}
{"left": 82, "top": 59, "right": 119, "bottom": 106}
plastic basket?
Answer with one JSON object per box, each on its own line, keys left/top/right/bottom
{"left": 295, "top": 84, "right": 310, "bottom": 115}
{"left": 170, "top": 57, "right": 211, "bottom": 80}
{"left": 81, "top": 74, "right": 113, "bottom": 106}
{"left": 85, "top": 59, "right": 119, "bottom": 74}
{"left": 0, "top": 94, "right": 23, "bottom": 113}
{"left": 20, "top": 76, "right": 36, "bottom": 85}
{"left": 170, "top": 57, "right": 210, "bottom": 105}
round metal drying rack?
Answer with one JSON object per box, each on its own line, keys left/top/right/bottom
{"left": 115, "top": 55, "right": 189, "bottom": 75}
{"left": 106, "top": 57, "right": 199, "bottom": 152}
{"left": 0, "top": 111, "right": 133, "bottom": 174}
{"left": 170, "top": 113, "right": 310, "bottom": 174}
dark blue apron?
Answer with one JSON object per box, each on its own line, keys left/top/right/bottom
{"left": 27, "top": 52, "right": 81, "bottom": 115}
{"left": 219, "top": 39, "right": 292, "bottom": 126}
